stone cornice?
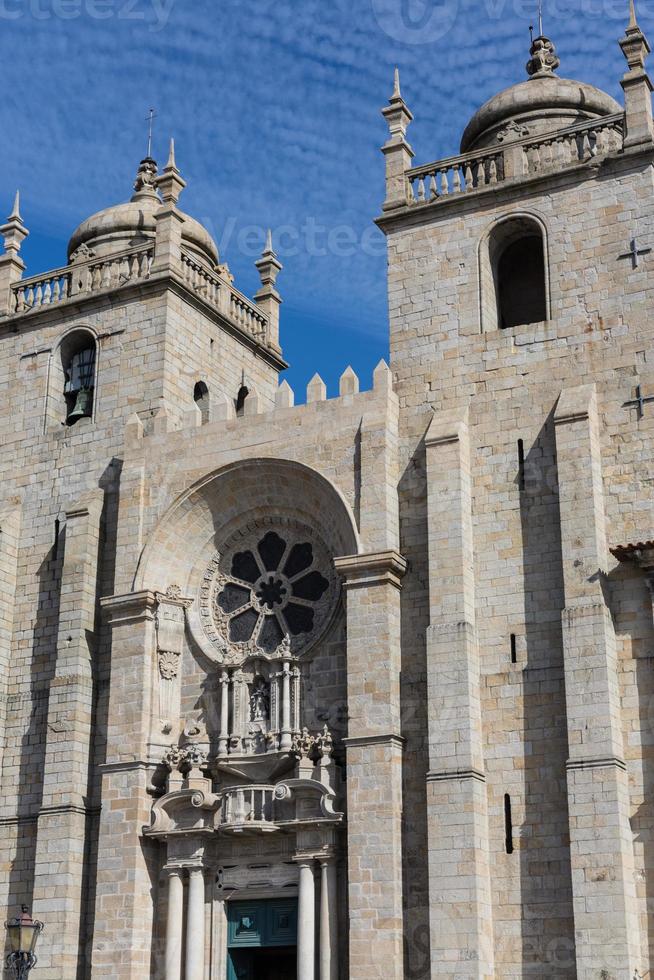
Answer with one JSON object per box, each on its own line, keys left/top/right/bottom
{"left": 343, "top": 733, "right": 406, "bottom": 749}
{"left": 566, "top": 756, "right": 627, "bottom": 772}
{"left": 101, "top": 590, "right": 157, "bottom": 625}
{"left": 426, "top": 768, "right": 486, "bottom": 784}
{"left": 334, "top": 550, "right": 408, "bottom": 589}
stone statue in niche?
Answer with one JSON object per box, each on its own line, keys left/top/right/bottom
{"left": 250, "top": 677, "right": 270, "bottom": 723}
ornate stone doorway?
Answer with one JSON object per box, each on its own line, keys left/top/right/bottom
{"left": 227, "top": 899, "right": 297, "bottom": 980}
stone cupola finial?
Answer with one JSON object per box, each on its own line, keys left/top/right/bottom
{"left": 132, "top": 156, "right": 159, "bottom": 201}
{"left": 0, "top": 191, "right": 29, "bottom": 255}
{"left": 526, "top": 31, "right": 561, "bottom": 79}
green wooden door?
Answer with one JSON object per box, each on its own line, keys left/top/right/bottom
{"left": 226, "top": 899, "right": 298, "bottom": 980}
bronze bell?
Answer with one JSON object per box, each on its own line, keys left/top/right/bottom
{"left": 67, "top": 387, "right": 93, "bottom": 424}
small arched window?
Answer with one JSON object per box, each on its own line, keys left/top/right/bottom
{"left": 63, "top": 336, "right": 96, "bottom": 425}
{"left": 235, "top": 385, "right": 249, "bottom": 418}
{"left": 481, "top": 216, "right": 549, "bottom": 332}
{"left": 194, "top": 381, "right": 210, "bottom": 424}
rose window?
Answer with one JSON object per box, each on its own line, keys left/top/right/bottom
{"left": 202, "top": 523, "right": 338, "bottom": 660}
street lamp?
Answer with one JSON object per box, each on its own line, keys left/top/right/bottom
{"left": 5, "top": 906, "right": 43, "bottom": 979}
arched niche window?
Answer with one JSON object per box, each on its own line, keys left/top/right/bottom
{"left": 54, "top": 330, "right": 98, "bottom": 427}
{"left": 194, "top": 381, "right": 210, "bottom": 424}
{"left": 235, "top": 384, "right": 249, "bottom": 418}
{"left": 481, "top": 216, "right": 549, "bottom": 332}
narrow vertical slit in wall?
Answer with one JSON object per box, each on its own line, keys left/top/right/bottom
{"left": 53, "top": 518, "right": 60, "bottom": 560}
{"left": 518, "top": 439, "right": 526, "bottom": 491}
{"left": 510, "top": 634, "right": 517, "bottom": 664}
{"left": 504, "top": 794, "right": 514, "bottom": 854}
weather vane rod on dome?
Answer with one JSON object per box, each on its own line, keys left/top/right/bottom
{"left": 146, "top": 107, "right": 156, "bottom": 159}
{"left": 529, "top": 0, "right": 544, "bottom": 43}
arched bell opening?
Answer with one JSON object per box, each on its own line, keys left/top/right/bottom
{"left": 46, "top": 327, "right": 99, "bottom": 428}
{"left": 479, "top": 213, "right": 550, "bottom": 333}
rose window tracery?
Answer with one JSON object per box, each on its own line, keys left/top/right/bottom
{"left": 200, "top": 522, "right": 339, "bottom": 662}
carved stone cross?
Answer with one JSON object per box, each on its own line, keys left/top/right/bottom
{"left": 624, "top": 384, "right": 654, "bottom": 420}
{"left": 619, "top": 237, "right": 651, "bottom": 269}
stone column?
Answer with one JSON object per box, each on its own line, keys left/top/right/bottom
{"left": 91, "top": 591, "right": 159, "bottom": 978}
{"left": 165, "top": 868, "right": 184, "bottom": 980}
{"left": 423, "top": 409, "right": 495, "bottom": 979}
{"left": 335, "top": 550, "right": 407, "bottom": 980}
{"left": 297, "top": 860, "right": 316, "bottom": 980}
{"left": 280, "top": 659, "right": 292, "bottom": 751}
{"left": 185, "top": 866, "right": 206, "bottom": 980}
{"left": 32, "top": 493, "right": 104, "bottom": 979}
{"left": 218, "top": 670, "right": 230, "bottom": 756}
{"left": 319, "top": 857, "right": 338, "bottom": 980}
{"left": 554, "top": 385, "right": 640, "bottom": 978}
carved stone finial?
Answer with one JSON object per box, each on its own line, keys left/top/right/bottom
{"left": 132, "top": 157, "right": 159, "bottom": 200}
{"left": 0, "top": 191, "right": 28, "bottom": 257}
{"left": 166, "top": 137, "right": 177, "bottom": 171}
{"left": 526, "top": 33, "right": 560, "bottom": 78}
{"left": 9, "top": 190, "right": 21, "bottom": 222}
{"left": 620, "top": 0, "right": 651, "bottom": 70}
{"left": 392, "top": 66, "right": 401, "bottom": 101}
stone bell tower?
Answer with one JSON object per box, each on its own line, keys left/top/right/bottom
{"left": 0, "top": 143, "right": 286, "bottom": 979}
{"left": 378, "top": 6, "right": 654, "bottom": 979}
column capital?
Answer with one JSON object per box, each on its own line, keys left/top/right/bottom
{"left": 334, "top": 550, "right": 407, "bottom": 589}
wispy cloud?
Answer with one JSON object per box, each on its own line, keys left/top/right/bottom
{"left": 0, "top": 0, "right": 636, "bottom": 391}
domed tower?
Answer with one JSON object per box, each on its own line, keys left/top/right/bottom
{"left": 0, "top": 144, "right": 286, "bottom": 978}
{"left": 379, "top": 8, "right": 654, "bottom": 980}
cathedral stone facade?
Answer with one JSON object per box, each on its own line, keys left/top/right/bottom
{"left": 1, "top": 9, "right": 654, "bottom": 980}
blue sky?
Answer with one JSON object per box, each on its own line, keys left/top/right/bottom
{"left": 1, "top": 0, "right": 643, "bottom": 397}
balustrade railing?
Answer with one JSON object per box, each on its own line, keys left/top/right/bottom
{"left": 408, "top": 146, "right": 505, "bottom": 203}
{"left": 10, "top": 244, "right": 271, "bottom": 349}
{"left": 406, "top": 112, "right": 624, "bottom": 206}
{"left": 180, "top": 251, "right": 269, "bottom": 346}
{"left": 218, "top": 785, "right": 276, "bottom": 829}
{"left": 520, "top": 112, "right": 623, "bottom": 176}
{"left": 12, "top": 244, "right": 154, "bottom": 314}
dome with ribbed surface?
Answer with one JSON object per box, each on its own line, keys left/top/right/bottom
{"left": 67, "top": 157, "right": 219, "bottom": 267}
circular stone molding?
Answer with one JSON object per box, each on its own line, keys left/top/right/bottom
{"left": 197, "top": 518, "right": 340, "bottom": 664}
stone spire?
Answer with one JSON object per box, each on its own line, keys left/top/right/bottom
{"left": 381, "top": 67, "right": 414, "bottom": 211}
{"left": 150, "top": 139, "right": 187, "bottom": 276}
{"left": 155, "top": 138, "right": 186, "bottom": 205}
{"left": 620, "top": 0, "right": 654, "bottom": 147}
{"left": 0, "top": 191, "right": 28, "bottom": 256}
{"left": 620, "top": 0, "right": 651, "bottom": 69}
{"left": 254, "top": 230, "right": 283, "bottom": 353}
{"left": 0, "top": 191, "right": 28, "bottom": 315}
